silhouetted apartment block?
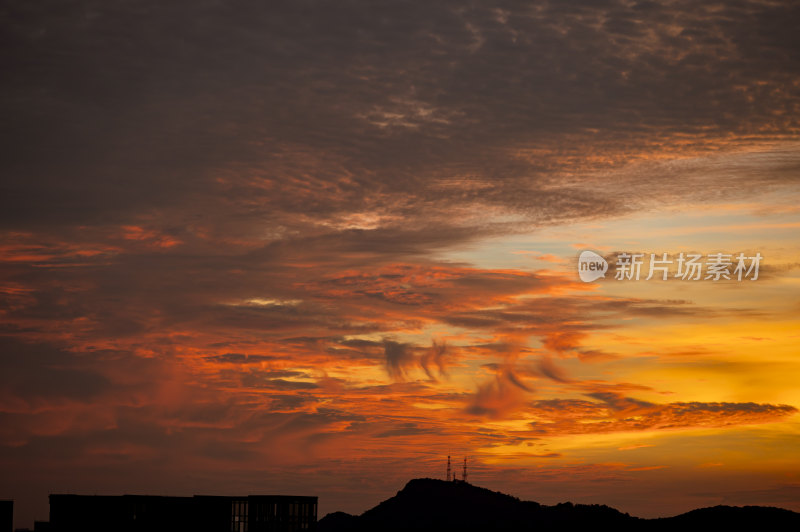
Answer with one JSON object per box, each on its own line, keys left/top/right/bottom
{"left": 48, "top": 494, "right": 317, "bottom": 532}
{"left": 0, "top": 500, "right": 11, "bottom": 532}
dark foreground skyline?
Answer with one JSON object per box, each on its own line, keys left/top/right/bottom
{"left": 5, "top": 478, "right": 800, "bottom": 531}
{"left": 319, "top": 478, "right": 800, "bottom": 531}
{"left": 9, "top": 478, "right": 800, "bottom": 532}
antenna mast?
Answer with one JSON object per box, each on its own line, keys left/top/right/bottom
{"left": 462, "top": 456, "right": 467, "bottom": 483}
{"left": 446, "top": 455, "right": 451, "bottom": 482}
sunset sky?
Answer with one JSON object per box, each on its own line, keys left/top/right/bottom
{"left": 2, "top": 0, "right": 800, "bottom": 528}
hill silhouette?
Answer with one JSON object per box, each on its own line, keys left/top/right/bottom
{"left": 318, "top": 478, "right": 800, "bottom": 532}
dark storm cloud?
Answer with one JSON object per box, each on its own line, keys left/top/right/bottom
{"left": 205, "top": 353, "right": 277, "bottom": 364}
{"left": 383, "top": 340, "right": 415, "bottom": 381}
{"left": 0, "top": 336, "right": 110, "bottom": 402}
{"left": 2, "top": 0, "right": 799, "bottom": 235}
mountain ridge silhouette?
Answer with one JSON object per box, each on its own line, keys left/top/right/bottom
{"left": 318, "top": 478, "right": 800, "bottom": 531}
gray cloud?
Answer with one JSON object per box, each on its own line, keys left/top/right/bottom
{"left": 383, "top": 340, "right": 415, "bottom": 381}
{"left": 419, "top": 340, "right": 448, "bottom": 381}
{"left": 240, "top": 372, "right": 318, "bottom": 391}
{"left": 205, "top": 353, "right": 277, "bottom": 364}
{"left": 0, "top": 336, "right": 111, "bottom": 402}
{"left": 1, "top": 0, "right": 798, "bottom": 236}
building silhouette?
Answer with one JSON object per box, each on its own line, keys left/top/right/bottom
{"left": 47, "top": 494, "right": 316, "bottom": 532}
{"left": 0, "top": 500, "right": 11, "bottom": 532}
